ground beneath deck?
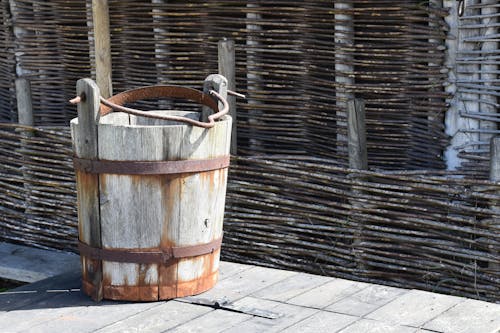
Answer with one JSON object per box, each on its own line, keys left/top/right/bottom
{"left": 1, "top": 260, "right": 499, "bottom": 333}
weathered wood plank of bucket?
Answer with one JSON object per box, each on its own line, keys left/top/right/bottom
{"left": 70, "top": 79, "right": 103, "bottom": 301}
{"left": 165, "top": 116, "right": 229, "bottom": 299}
{"left": 71, "top": 76, "right": 231, "bottom": 301}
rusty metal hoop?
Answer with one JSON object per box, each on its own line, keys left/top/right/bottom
{"left": 98, "top": 85, "right": 229, "bottom": 128}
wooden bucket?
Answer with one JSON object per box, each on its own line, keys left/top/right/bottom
{"left": 70, "top": 76, "right": 231, "bottom": 301}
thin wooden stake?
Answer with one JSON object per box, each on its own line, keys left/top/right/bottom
{"left": 92, "top": 0, "right": 113, "bottom": 98}
{"left": 480, "top": 4, "right": 498, "bottom": 146}
{"left": 335, "top": 2, "right": 355, "bottom": 156}
{"left": 218, "top": 38, "right": 237, "bottom": 155}
{"left": 444, "top": 0, "right": 460, "bottom": 169}
{"left": 348, "top": 98, "right": 368, "bottom": 170}
{"left": 246, "top": 4, "right": 262, "bottom": 152}
{"left": 15, "top": 78, "right": 34, "bottom": 126}
{"left": 73, "top": 78, "right": 103, "bottom": 301}
{"left": 489, "top": 137, "right": 500, "bottom": 272}
{"left": 347, "top": 98, "right": 368, "bottom": 272}
{"left": 16, "top": 78, "right": 34, "bottom": 214}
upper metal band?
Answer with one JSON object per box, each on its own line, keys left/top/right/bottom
{"left": 73, "top": 155, "right": 230, "bottom": 175}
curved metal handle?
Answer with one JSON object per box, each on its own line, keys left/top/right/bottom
{"left": 99, "top": 90, "right": 228, "bottom": 128}
{"left": 98, "top": 85, "right": 229, "bottom": 128}
{"left": 69, "top": 86, "right": 233, "bottom": 128}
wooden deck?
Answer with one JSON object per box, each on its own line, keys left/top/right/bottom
{"left": 0, "top": 242, "right": 80, "bottom": 283}
{"left": 1, "top": 260, "right": 499, "bottom": 333}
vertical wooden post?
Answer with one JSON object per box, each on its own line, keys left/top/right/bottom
{"left": 480, "top": 4, "right": 498, "bottom": 146}
{"left": 73, "top": 78, "right": 103, "bottom": 301}
{"left": 92, "top": 0, "right": 113, "bottom": 98}
{"left": 218, "top": 38, "right": 237, "bottom": 155}
{"left": 203, "top": 74, "right": 228, "bottom": 123}
{"left": 490, "top": 138, "right": 500, "bottom": 182}
{"left": 489, "top": 137, "right": 500, "bottom": 271}
{"left": 9, "top": 1, "right": 32, "bottom": 120}
{"left": 347, "top": 98, "right": 367, "bottom": 272}
{"left": 348, "top": 98, "right": 367, "bottom": 170}
{"left": 444, "top": 0, "right": 480, "bottom": 169}
{"left": 335, "top": 2, "right": 355, "bottom": 157}
{"left": 443, "top": 0, "right": 459, "bottom": 169}
{"left": 428, "top": 0, "right": 443, "bottom": 141}
{"left": 16, "top": 78, "right": 34, "bottom": 214}
{"left": 152, "top": 0, "right": 171, "bottom": 110}
{"left": 246, "top": 4, "right": 262, "bottom": 152}
{"left": 15, "top": 78, "right": 34, "bottom": 127}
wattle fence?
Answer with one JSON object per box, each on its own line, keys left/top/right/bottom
{"left": 1, "top": 123, "right": 499, "bottom": 302}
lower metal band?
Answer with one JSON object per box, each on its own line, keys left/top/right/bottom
{"left": 78, "top": 237, "right": 222, "bottom": 264}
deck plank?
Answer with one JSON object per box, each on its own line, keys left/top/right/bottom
{"left": 19, "top": 295, "right": 159, "bottom": 333}
{"left": 337, "top": 319, "right": 418, "bottom": 333}
{"left": 326, "top": 284, "right": 408, "bottom": 317}
{"left": 167, "top": 309, "right": 251, "bottom": 333}
{"left": 220, "top": 296, "right": 318, "bottom": 333}
{"left": 94, "top": 301, "right": 212, "bottom": 333}
{"left": 218, "top": 261, "right": 254, "bottom": 281}
{"left": 366, "top": 289, "right": 464, "bottom": 327}
{"left": 0, "top": 242, "right": 80, "bottom": 283}
{"left": 422, "top": 298, "right": 500, "bottom": 333}
{"left": 182, "top": 265, "right": 296, "bottom": 305}
{"left": 282, "top": 310, "right": 358, "bottom": 333}
{"left": 0, "top": 270, "right": 81, "bottom": 311}
{"left": 286, "top": 278, "right": 369, "bottom": 309}
{"left": 0, "top": 298, "right": 86, "bottom": 333}
{"left": 251, "top": 272, "right": 332, "bottom": 302}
